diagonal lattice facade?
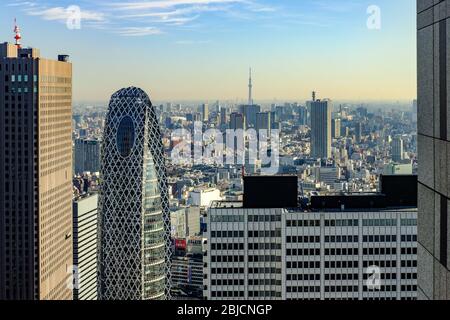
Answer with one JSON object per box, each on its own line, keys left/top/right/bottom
{"left": 99, "top": 87, "right": 172, "bottom": 300}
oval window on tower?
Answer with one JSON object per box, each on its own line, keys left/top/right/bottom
{"left": 116, "top": 116, "right": 135, "bottom": 157}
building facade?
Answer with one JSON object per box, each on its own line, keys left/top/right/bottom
{"left": 0, "top": 42, "right": 73, "bottom": 300}
{"left": 204, "top": 203, "right": 417, "bottom": 300}
{"left": 99, "top": 87, "right": 172, "bottom": 300}
{"left": 310, "top": 99, "right": 332, "bottom": 159}
{"left": 74, "top": 138, "right": 101, "bottom": 175}
{"left": 417, "top": 0, "right": 450, "bottom": 300}
{"left": 392, "top": 137, "right": 404, "bottom": 163}
{"left": 73, "top": 193, "right": 98, "bottom": 300}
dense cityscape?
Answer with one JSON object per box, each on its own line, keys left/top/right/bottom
{"left": 0, "top": 0, "right": 448, "bottom": 306}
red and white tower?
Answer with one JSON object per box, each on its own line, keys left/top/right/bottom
{"left": 14, "top": 18, "right": 22, "bottom": 49}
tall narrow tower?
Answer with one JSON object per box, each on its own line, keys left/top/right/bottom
{"left": 248, "top": 68, "right": 253, "bottom": 105}
{"left": 0, "top": 41, "right": 73, "bottom": 299}
{"left": 99, "top": 87, "right": 172, "bottom": 300}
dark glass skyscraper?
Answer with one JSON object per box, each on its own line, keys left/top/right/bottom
{"left": 99, "top": 87, "right": 171, "bottom": 300}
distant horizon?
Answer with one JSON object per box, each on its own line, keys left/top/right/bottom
{"left": 73, "top": 97, "right": 417, "bottom": 106}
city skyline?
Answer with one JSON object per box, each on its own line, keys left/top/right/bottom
{"left": 0, "top": 0, "right": 416, "bottom": 102}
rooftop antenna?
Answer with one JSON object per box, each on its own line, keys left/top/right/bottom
{"left": 14, "top": 18, "right": 22, "bottom": 49}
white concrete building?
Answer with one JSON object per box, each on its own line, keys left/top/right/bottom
{"left": 204, "top": 202, "right": 417, "bottom": 300}
{"left": 189, "top": 188, "right": 222, "bottom": 207}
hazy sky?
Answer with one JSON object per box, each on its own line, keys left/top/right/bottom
{"left": 0, "top": 0, "right": 417, "bottom": 103}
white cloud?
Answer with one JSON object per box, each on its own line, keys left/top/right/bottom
{"left": 116, "top": 26, "right": 163, "bottom": 36}
{"left": 109, "top": 0, "right": 245, "bottom": 11}
{"left": 25, "top": 6, "right": 105, "bottom": 22}
{"left": 8, "top": 0, "right": 280, "bottom": 37}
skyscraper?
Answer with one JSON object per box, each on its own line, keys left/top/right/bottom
{"left": 355, "top": 122, "right": 363, "bottom": 143}
{"left": 220, "top": 106, "right": 227, "bottom": 126}
{"left": 298, "top": 106, "right": 308, "bottom": 126}
{"left": 392, "top": 137, "right": 404, "bottom": 163}
{"left": 239, "top": 104, "right": 261, "bottom": 129}
{"left": 99, "top": 87, "right": 171, "bottom": 300}
{"left": 310, "top": 99, "right": 332, "bottom": 159}
{"left": 332, "top": 118, "right": 341, "bottom": 139}
{"left": 256, "top": 112, "right": 270, "bottom": 133}
{"left": 230, "top": 112, "right": 245, "bottom": 130}
{"left": 202, "top": 103, "right": 209, "bottom": 122}
{"left": 0, "top": 40, "right": 73, "bottom": 300}
{"left": 74, "top": 138, "right": 101, "bottom": 175}
{"left": 417, "top": 0, "right": 450, "bottom": 300}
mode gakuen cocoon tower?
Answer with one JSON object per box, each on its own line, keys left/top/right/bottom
{"left": 99, "top": 87, "right": 172, "bottom": 300}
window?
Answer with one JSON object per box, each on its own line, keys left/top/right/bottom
{"left": 116, "top": 116, "right": 135, "bottom": 157}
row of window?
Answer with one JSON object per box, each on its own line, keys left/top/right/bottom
{"left": 248, "top": 279, "right": 281, "bottom": 286}
{"left": 211, "top": 255, "right": 244, "bottom": 263}
{"left": 248, "top": 255, "right": 282, "bottom": 262}
{"left": 4, "top": 85, "right": 37, "bottom": 94}
{"left": 361, "top": 260, "right": 416, "bottom": 268}
{"left": 287, "top": 236, "right": 321, "bottom": 243}
{"left": 287, "top": 274, "right": 320, "bottom": 281}
{"left": 287, "top": 261, "right": 320, "bottom": 269}
{"left": 287, "top": 220, "right": 320, "bottom": 227}
{"left": 248, "top": 291, "right": 281, "bottom": 298}
{"left": 210, "top": 291, "right": 244, "bottom": 298}
{"left": 211, "top": 243, "right": 244, "bottom": 250}
{"left": 211, "top": 279, "right": 244, "bottom": 286}
{"left": 325, "top": 248, "right": 359, "bottom": 255}
{"left": 211, "top": 268, "right": 245, "bottom": 274}
{"left": 248, "top": 243, "right": 282, "bottom": 250}
{"left": 325, "top": 261, "right": 359, "bottom": 269}
{"left": 248, "top": 230, "right": 282, "bottom": 238}
{"left": 325, "top": 235, "right": 359, "bottom": 243}
{"left": 210, "top": 231, "right": 244, "bottom": 238}
{"left": 325, "top": 219, "right": 359, "bottom": 227}
{"left": 248, "top": 215, "right": 282, "bottom": 222}
{"left": 362, "top": 285, "right": 397, "bottom": 292}
{"left": 287, "top": 286, "right": 320, "bottom": 293}
{"left": 4, "top": 74, "right": 37, "bottom": 82}
{"left": 287, "top": 248, "right": 320, "bottom": 256}
{"left": 248, "top": 268, "right": 282, "bottom": 274}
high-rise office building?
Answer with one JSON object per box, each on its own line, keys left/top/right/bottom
{"left": 0, "top": 40, "right": 73, "bottom": 300}
{"left": 298, "top": 106, "right": 308, "bottom": 126}
{"left": 74, "top": 138, "right": 101, "bottom": 175}
{"left": 392, "top": 137, "right": 404, "bottom": 163}
{"left": 73, "top": 193, "right": 98, "bottom": 300}
{"left": 417, "top": 0, "right": 450, "bottom": 300}
{"left": 355, "top": 122, "right": 363, "bottom": 143}
{"left": 332, "top": 118, "right": 341, "bottom": 139}
{"left": 256, "top": 112, "right": 270, "bottom": 133}
{"left": 99, "top": 87, "right": 171, "bottom": 300}
{"left": 310, "top": 99, "right": 332, "bottom": 159}
{"left": 230, "top": 112, "right": 245, "bottom": 130}
{"left": 239, "top": 104, "right": 261, "bottom": 129}
{"left": 202, "top": 103, "right": 209, "bottom": 122}
{"left": 220, "top": 107, "right": 227, "bottom": 126}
